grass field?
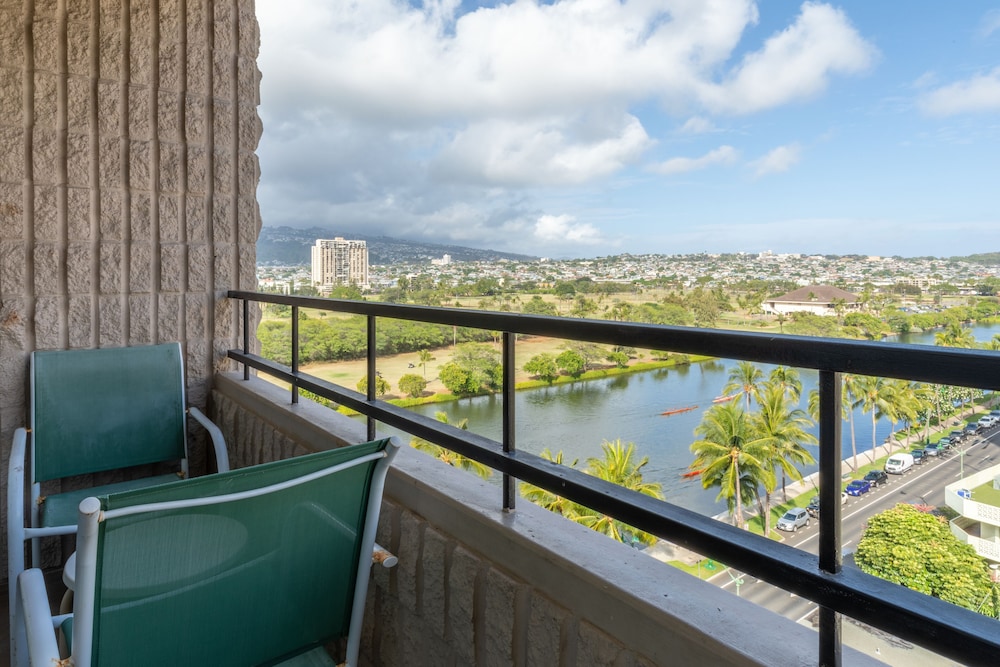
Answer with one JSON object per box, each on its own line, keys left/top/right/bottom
{"left": 302, "top": 335, "right": 598, "bottom": 399}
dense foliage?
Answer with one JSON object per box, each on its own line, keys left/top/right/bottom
{"left": 519, "top": 440, "right": 664, "bottom": 545}
{"left": 438, "top": 343, "right": 502, "bottom": 396}
{"left": 855, "top": 504, "right": 998, "bottom": 618}
{"left": 258, "top": 314, "right": 491, "bottom": 365}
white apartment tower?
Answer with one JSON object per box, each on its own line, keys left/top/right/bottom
{"left": 311, "top": 238, "right": 369, "bottom": 291}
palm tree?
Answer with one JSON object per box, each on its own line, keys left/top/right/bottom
{"left": 935, "top": 323, "right": 977, "bottom": 417}
{"left": 519, "top": 449, "right": 578, "bottom": 515}
{"left": 754, "top": 385, "right": 816, "bottom": 511}
{"left": 854, "top": 375, "right": 898, "bottom": 459}
{"left": 690, "top": 402, "right": 773, "bottom": 530}
{"left": 831, "top": 297, "right": 848, "bottom": 324}
{"left": 577, "top": 439, "right": 664, "bottom": 545}
{"left": 418, "top": 349, "right": 435, "bottom": 378}
{"left": 935, "top": 321, "right": 975, "bottom": 348}
{"left": 410, "top": 412, "right": 492, "bottom": 479}
{"left": 767, "top": 366, "right": 802, "bottom": 403}
{"left": 723, "top": 360, "right": 765, "bottom": 411}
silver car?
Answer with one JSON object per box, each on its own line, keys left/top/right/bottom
{"left": 777, "top": 507, "right": 811, "bottom": 532}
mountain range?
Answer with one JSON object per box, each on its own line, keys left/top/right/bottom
{"left": 257, "top": 226, "right": 538, "bottom": 266}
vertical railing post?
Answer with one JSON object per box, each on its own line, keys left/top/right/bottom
{"left": 367, "top": 315, "right": 377, "bottom": 441}
{"left": 242, "top": 298, "right": 250, "bottom": 381}
{"left": 502, "top": 331, "right": 516, "bottom": 511}
{"left": 291, "top": 305, "right": 300, "bottom": 404}
{"left": 818, "top": 369, "right": 843, "bottom": 667}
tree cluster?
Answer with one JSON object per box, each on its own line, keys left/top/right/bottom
{"left": 855, "top": 504, "right": 997, "bottom": 618}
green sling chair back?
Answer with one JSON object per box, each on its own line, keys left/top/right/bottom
{"left": 16, "top": 437, "right": 400, "bottom": 667}
{"left": 7, "top": 343, "right": 229, "bottom": 666}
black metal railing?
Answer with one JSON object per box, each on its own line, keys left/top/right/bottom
{"left": 228, "top": 290, "right": 1000, "bottom": 667}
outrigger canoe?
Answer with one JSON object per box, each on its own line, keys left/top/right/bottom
{"left": 660, "top": 405, "right": 698, "bottom": 416}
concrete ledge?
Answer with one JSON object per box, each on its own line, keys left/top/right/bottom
{"left": 211, "top": 372, "right": 882, "bottom": 666}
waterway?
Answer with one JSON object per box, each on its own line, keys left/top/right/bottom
{"left": 376, "top": 323, "right": 1000, "bottom": 517}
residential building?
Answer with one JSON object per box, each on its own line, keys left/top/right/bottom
{"left": 945, "top": 463, "right": 1000, "bottom": 564}
{"left": 311, "top": 237, "right": 369, "bottom": 291}
{"left": 763, "top": 284, "right": 860, "bottom": 317}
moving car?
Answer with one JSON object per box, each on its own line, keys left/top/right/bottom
{"left": 863, "top": 470, "right": 889, "bottom": 487}
{"left": 846, "top": 479, "right": 872, "bottom": 496}
{"left": 777, "top": 507, "right": 811, "bottom": 532}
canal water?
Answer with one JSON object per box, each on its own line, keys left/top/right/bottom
{"left": 376, "top": 323, "right": 1000, "bottom": 516}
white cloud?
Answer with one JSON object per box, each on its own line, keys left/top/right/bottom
{"left": 649, "top": 145, "right": 739, "bottom": 176}
{"left": 979, "top": 9, "right": 1000, "bottom": 38}
{"left": 678, "top": 116, "right": 716, "bottom": 134}
{"left": 750, "top": 144, "right": 801, "bottom": 177}
{"left": 534, "top": 214, "right": 605, "bottom": 245}
{"left": 699, "top": 2, "right": 876, "bottom": 114}
{"left": 255, "top": 1, "right": 876, "bottom": 253}
{"left": 432, "top": 113, "right": 652, "bottom": 186}
{"left": 918, "top": 68, "right": 1000, "bottom": 116}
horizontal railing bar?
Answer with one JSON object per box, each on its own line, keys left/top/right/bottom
{"left": 230, "top": 348, "right": 1000, "bottom": 666}
{"left": 229, "top": 290, "right": 1000, "bottom": 390}
{"left": 227, "top": 291, "right": 1000, "bottom": 666}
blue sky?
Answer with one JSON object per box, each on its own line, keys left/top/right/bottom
{"left": 256, "top": 1, "right": 1000, "bottom": 259}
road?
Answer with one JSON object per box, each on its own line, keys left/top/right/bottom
{"left": 709, "top": 423, "right": 1000, "bottom": 661}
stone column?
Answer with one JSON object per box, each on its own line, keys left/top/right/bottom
{"left": 0, "top": 0, "right": 262, "bottom": 581}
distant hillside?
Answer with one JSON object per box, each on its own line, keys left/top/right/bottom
{"left": 257, "top": 226, "right": 538, "bottom": 266}
{"left": 960, "top": 252, "right": 1000, "bottom": 266}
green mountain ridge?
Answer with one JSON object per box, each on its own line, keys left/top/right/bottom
{"left": 257, "top": 226, "right": 538, "bottom": 266}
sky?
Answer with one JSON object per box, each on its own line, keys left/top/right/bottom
{"left": 255, "top": 1, "right": 1000, "bottom": 259}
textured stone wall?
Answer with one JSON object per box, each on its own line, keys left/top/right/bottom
{"left": 0, "top": 0, "right": 261, "bottom": 578}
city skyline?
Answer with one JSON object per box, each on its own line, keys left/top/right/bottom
{"left": 256, "top": 2, "right": 1000, "bottom": 259}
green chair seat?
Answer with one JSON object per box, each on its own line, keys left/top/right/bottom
{"left": 38, "top": 473, "right": 184, "bottom": 529}
{"left": 57, "top": 622, "right": 337, "bottom": 667}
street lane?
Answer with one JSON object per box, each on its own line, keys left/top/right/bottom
{"left": 714, "top": 422, "right": 1000, "bottom": 626}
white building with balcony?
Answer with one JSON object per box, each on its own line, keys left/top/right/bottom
{"left": 945, "top": 464, "right": 1000, "bottom": 564}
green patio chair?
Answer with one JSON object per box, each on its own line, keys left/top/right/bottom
{"left": 7, "top": 343, "right": 229, "bottom": 665}
{"left": 15, "top": 436, "right": 400, "bottom": 667}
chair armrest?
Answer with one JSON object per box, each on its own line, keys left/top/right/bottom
{"left": 187, "top": 407, "right": 230, "bottom": 473}
{"left": 372, "top": 542, "right": 398, "bottom": 568}
{"left": 8, "top": 428, "right": 28, "bottom": 667}
{"left": 17, "top": 569, "right": 61, "bottom": 666}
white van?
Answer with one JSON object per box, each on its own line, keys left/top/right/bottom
{"left": 885, "top": 453, "right": 914, "bottom": 474}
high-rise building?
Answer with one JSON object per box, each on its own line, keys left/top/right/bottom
{"left": 311, "top": 238, "right": 369, "bottom": 291}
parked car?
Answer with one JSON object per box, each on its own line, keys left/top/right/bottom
{"left": 806, "top": 492, "right": 848, "bottom": 517}
{"left": 863, "top": 470, "right": 889, "bottom": 487}
{"left": 885, "top": 453, "right": 915, "bottom": 473}
{"left": 846, "top": 479, "right": 872, "bottom": 496}
{"left": 949, "top": 430, "right": 966, "bottom": 443}
{"left": 936, "top": 437, "right": 953, "bottom": 451}
{"left": 923, "top": 444, "right": 941, "bottom": 457}
{"left": 777, "top": 507, "right": 811, "bottom": 532}
{"left": 911, "top": 448, "right": 926, "bottom": 464}
{"left": 979, "top": 415, "right": 999, "bottom": 429}
{"left": 990, "top": 410, "right": 1000, "bottom": 419}
{"left": 964, "top": 423, "right": 981, "bottom": 437}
